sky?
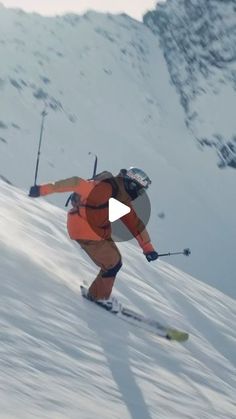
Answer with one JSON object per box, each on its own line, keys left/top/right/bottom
{"left": 0, "top": 0, "right": 159, "bottom": 21}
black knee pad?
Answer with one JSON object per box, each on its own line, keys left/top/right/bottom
{"left": 101, "top": 259, "right": 122, "bottom": 278}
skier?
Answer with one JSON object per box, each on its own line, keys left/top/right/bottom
{"left": 29, "top": 167, "right": 158, "bottom": 305}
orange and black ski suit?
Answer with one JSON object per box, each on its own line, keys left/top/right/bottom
{"left": 40, "top": 174, "right": 155, "bottom": 300}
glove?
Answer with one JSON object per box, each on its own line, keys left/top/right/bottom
{"left": 29, "top": 185, "right": 40, "bottom": 198}
{"left": 145, "top": 251, "right": 158, "bottom": 262}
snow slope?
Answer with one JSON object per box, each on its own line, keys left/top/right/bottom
{"left": 0, "top": 7, "right": 235, "bottom": 296}
{"left": 0, "top": 181, "right": 235, "bottom": 419}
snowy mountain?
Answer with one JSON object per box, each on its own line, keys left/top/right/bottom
{"left": 144, "top": 0, "right": 236, "bottom": 169}
{"left": 0, "top": 180, "right": 236, "bottom": 419}
{"left": 0, "top": 4, "right": 235, "bottom": 297}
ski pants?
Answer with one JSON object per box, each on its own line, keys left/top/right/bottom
{"left": 77, "top": 239, "right": 122, "bottom": 300}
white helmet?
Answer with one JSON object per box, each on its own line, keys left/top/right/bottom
{"left": 120, "top": 167, "right": 151, "bottom": 199}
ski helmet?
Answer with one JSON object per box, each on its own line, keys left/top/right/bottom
{"left": 120, "top": 167, "right": 151, "bottom": 200}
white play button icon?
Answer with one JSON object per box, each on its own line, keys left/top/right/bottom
{"left": 109, "top": 198, "right": 131, "bottom": 222}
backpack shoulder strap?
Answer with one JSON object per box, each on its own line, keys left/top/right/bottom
{"left": 93, "top": 171, "right": 119, "bottom": 199}
{"left": 65, "top": 171, "right": 119, "bottom": 208}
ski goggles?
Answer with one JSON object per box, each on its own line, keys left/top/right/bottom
{"left": 125, "top": 179, "right": 147, "bottom": 197}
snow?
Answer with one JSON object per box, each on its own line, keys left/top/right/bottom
{"left": 0, "top": 6, "right": 235, "bottom": 295}
{"left": 0, "top": 6, "right": 235, "bottom": 417}
{"left": 144, "top": 0, "right": 236, "bottom": 167}
{"left": 0, "top": 181, "right": 235, "bottom": 419}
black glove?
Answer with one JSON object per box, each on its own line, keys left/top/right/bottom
{"left": 29, "top": 185, "right": 40, "bottom": 198}
{"left": 145, "top": 251, "right": 159, "bottom": 262}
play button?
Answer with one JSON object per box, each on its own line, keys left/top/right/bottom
{"left": 109, "top": 198, "right": 131, "bottom": 222}
{"left": 85, "top": 174, "right": 151, "bottom": 242}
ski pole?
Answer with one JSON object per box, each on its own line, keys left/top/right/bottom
{"left": 34, "top": 108, "right": 47, "bottom": 185}
{"left": 88, "top": 152, "right": 98, "bottom": 179}
{"left": 158, "top": 248, "right": 191, "bottom": 258}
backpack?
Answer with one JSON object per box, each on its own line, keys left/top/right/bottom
{"left": 65, "top": 171, "right": 119, "bottom": 211}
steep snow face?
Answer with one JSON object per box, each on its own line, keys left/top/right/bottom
{"left": 144, "top": 0, "right": 236, "bottom": 168}
{"left": 0, "top": 181, "right": 235, "bottom": 419}
{"left": 0, "top": 5, "right": 235, "bottom": 296}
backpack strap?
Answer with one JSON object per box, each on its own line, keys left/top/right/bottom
{"left": 103, "top": 177, "right": 119, "bottom": 199}
{"left": 67, "top": 175, "right": 119, "bottom": 213}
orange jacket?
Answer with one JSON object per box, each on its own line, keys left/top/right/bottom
{"left": 40, "top": 176, "right": 154, "bottom": 253}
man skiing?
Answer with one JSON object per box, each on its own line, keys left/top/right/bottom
{"left": 29, "top": 167, "right": 158, "bottom": 305}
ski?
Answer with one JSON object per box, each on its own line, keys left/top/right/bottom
{"left": 80, "top": 286, "right": 189, "bottom": 342}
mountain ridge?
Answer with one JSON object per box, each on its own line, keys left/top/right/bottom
{"left": 144, "top": 0, "right": 236, "bottom": 168}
